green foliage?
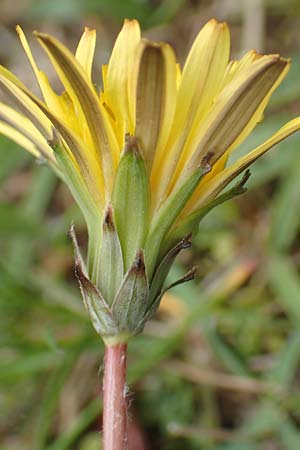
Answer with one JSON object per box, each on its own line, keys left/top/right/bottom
{"left": 27, "top": 0, "right": 185, "bottom": 27}
{"left": 1, "top": 2, "right": 300, "bottom": 450}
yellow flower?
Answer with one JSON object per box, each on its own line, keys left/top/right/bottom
{"left": 1, "top": 19, "right": 299, "bottom": 341}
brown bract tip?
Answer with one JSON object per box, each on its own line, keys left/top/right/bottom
{"left": 165, "top": 265, "right": 197, "bottom": 291}
{"left": 103, "top": 202, "right": 115, "bottom": 231}
{"left": 132, "top": 250, "right": 146, "bottom": 274}
{"left": 74, "top": 257, "right": 86, "bottom": 284}
{"left": 68, "top": 222, "right": 79, "bottom": 251}
{"left": 240, "top": 169, "right": 251, "bottom": 186}
{"left": 124, "top": 134, "right": 141, "bottom": 155}
{"left": 47, "top": 128, "right": 61, "bottom": 149}
{"left": 161, "top": 234, "right": 193, "bottom": 263}
{"left": 200, "top": 151, "right": 214, "bottom": 174}
{"left": 184, "top": 266, "right": 198, "bottom": 282}
{"left": 67, "top": 222, "right": 75, "bottom": 238}
{"left": 74, "top": 256, "right": 99, "bottom": 297}
{"left": 173, "top": 234, "right": 192, "bottom": 254}
{"left": 181, "top": 233, "right": 193, "bottom": 249}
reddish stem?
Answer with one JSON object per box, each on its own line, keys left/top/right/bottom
{"left": 103, "top": 342, "right": 128, "bottom": 450}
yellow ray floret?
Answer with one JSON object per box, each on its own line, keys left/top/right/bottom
{"left": 135, "top": 40, "right": 177, "bottom": 172}
{"left": 0, "top": 19, "right": 298, "bottom": 235}
{"left": 151, "top": 19, "right": 230, "bottom": 207}
{"left": 187, "top": 117, "right": 300, "bottom": 212}
{"left": 105, "top": 19, "right": 141, "bottom": 144}
{"left": 75, "top": 27, "right": 96, "bottom": 81}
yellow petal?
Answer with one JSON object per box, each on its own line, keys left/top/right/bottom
{"left": 105, "top": 19, "right": 141, "bottom": 142}
{"left": 102, "top": 64, "right": 108, "bottom": 91}
{"left": 178, "top": 19, "right": 230, "bottom": 131}
{"left": 0, "top": 120, "right": 40, "bottom": 157}
{"left": 188, "top": 117, "right": 300, "bottom": 211}
{"left": 176, "top": 54, "right": 289, "bottom": 184}
{"left": 17, "top": 27, "right": 112, "bottom": 161}
{"left": 53, "top": 131, "right": 103, "bottom": 220}
{"left": 16, "top": 26, "right": 62, "bottom": 111}
{"left": 16, "top": 26, "right": 40, "bottom": 74}
{"left": 17, "top": 27, "right": 68, "bottom": 116}
{"left": 75, "top": 27, "right": 96, "bottom": 81}
{"left": 16, "top": 26, "right": 43, "bottom": 88}
{"left": 16, "top": 27, "right": 71, "bottom": 120}
{"left": 0, "top": 101, "right": 54, "bottom": 161}
{"left": 135, "top": 41, "right": 177, "bottom": 172}
{"left": 222, "top": 50, "right": 263, "bottom": 86}
{"left": 17, "top": 26, "right": 79, "bottom": 130}
{"left": 34, "top": 31, "right": 119, "bottom": 198}
{"left": 175, "top": 63, "right": 181, "bottom": 89}
{"left": 3, "top": 64, "right": 106, "bottom": 206}
{"left": 0, "top": 64, "right": 27, "bottom": 88}
{"left": 151, "top": 19, "right": 230, "bottom": 209}
{"left": 223, "top": 59, "right": 290, "bottom": 154}
{"left": 0, "top": 67, "right": 52, "bottom": 137}
{"left": 36, "top": 71, "right": 74, "bottom": 123}
{"left": 30, "top": 93, "right": 106, "bottom": 207}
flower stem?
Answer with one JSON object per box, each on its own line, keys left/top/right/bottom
{"left": 103, "top": 342, "right": 128, "bottom": 450}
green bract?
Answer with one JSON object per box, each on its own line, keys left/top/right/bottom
{"left": 68, "top": 137, "right": 250, "bottom": 344}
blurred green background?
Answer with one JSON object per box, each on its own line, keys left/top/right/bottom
{"left": 1, "top": 0, "right": 300, "bottom": 449}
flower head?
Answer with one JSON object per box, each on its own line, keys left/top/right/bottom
{"left": 1, "top": 19, "right": 299, "bottom": 343}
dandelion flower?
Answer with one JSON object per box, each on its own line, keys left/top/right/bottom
{"left": 0, "top": 19, "right": 299, "bottom": 341}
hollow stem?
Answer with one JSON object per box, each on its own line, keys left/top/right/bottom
{"left": 103, "top": 342, "right": 128, "bottom": 450}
